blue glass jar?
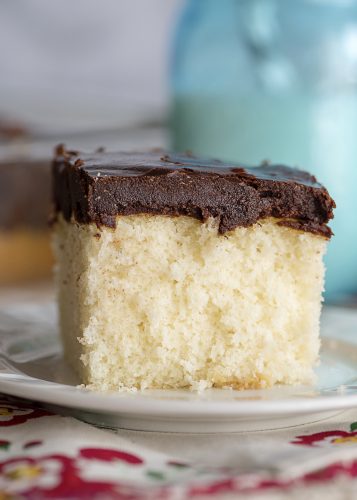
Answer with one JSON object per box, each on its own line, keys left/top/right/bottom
{"left": 171, "top": 0, "right": 357, "bottom": 301}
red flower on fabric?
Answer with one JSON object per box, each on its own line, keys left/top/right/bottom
{"left": 0, "top": 448, "right": 148, "bottom": 499}
{"left": 187, "top": 424, "right": 357, "bottom": 497}
{"left": 292, "top": 422, "right": 357, "bottom": 447}
{"left": 188, "top": 461, "right": 357, "bottom": 497}
{"left": 23, "top": 441, "right": 42, "bottom": 450}
{"left": 80, "top": 448, "right": 143, "bottom": 464}
{"left": 0, "top": 398, "right": 51, "bottom": 427}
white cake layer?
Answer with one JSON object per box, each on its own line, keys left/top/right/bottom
{"left": 53, "top": 214, "right": 327, "bottom": 391}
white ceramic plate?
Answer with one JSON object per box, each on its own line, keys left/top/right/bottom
{"left": 0, "top": 298, "right": 356, "bottom": 433}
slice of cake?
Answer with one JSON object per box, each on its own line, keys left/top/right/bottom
{"left": 52, "top": 146, "right": 335, "bottom": 391}
{"left": 0, "top": 158, "right": 53, "bottom": 284}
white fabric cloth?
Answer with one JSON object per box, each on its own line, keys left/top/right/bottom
{"left": 1, "top": 394, "right": 357, "bottom": 499}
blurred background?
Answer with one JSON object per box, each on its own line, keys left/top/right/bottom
{"left": 0, "top": 0, "right": 356, "bottom": 303}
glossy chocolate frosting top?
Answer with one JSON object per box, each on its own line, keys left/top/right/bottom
{"left": 52, "top": 147, "right": 335, "bottom": 237}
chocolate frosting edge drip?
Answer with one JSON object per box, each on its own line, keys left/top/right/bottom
{"left": 52, "top": 150, "right": 335, "bottom": 239}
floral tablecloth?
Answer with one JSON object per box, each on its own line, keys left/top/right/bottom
{"left": 1, "top": 394, "right": 357, "bottom": 499}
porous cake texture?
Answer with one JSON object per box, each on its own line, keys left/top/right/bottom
{"left": 52, "top": 148, "right": 335, "bottom": 391}
{"left": 54, "top": 214, "right": 326, "bottom": 390}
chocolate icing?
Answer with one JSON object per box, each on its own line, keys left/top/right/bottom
{"left": 52, "top": 148, "right": 335, "bottom": 237}
{"left": 0, "top": 159, "right": 51, "bottom": 230}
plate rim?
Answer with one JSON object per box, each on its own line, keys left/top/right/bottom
{"left": 1, "top": 372, "right": 357, "bottom": 418}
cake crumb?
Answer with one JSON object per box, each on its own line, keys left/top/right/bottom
{"left": 54, "top": 215, "right": 325, "bottom": 391}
